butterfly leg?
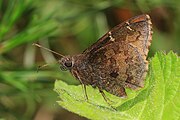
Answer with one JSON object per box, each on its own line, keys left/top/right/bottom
{"left": 37, "top": 64, "right": 49, "bottom": 72}
{"left": 82, "top": 84, "right": 88, "bottom": 101}
{"left": 99, "top": 89, "right": 108, "bottom": 102}
{"left": 72, "top": 70, "right": 89, "bottom": 101}
{"left": 98, "top": 89, "right": 116, "bottom": 110}
{"left": 78, "top": 79, "right": 88, "bottom": 101}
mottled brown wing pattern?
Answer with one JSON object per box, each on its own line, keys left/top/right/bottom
{"left": 82, "top": 14, "right": 152, "bottom": 97}
{"left": 83, "top": 14, "right": 152, "bottom": 56}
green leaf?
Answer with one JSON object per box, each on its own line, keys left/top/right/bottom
{"left": 54, "top": 52, "right": 180, "bottom": 120}
{"left": 0, "top": 20, "right": 58, "bottom": 54}
{"left": 0, "top": 0, "right": 33, "bottom": 40}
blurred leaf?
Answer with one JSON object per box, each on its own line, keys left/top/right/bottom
{"left": 0, "top": 0, "right": 33, "bottom": 40}
{"left": 54, "top": 52, "right": 180, "bottom": 120}
{"left": 0, "top": 20, "right": 59, "bottom": 54}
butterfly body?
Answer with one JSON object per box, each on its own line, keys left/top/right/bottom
{"left": 59, "top": 14, "right": 152, "bottom": 98}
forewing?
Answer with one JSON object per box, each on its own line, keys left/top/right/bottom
{"left": 83, "top": 14, "right": 152, "bottom": 57}
{"left": 82, "top": 14, "right": 152, "bottom": 96}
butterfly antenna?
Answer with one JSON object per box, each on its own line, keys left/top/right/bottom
{"left": 32, "top": 43, "right": 64, "bottom": 57}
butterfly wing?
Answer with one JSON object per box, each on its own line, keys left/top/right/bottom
{"left": 83, "top": 14, "right": 152, "bottom": 97}
{"left": 83, "top": 14, "right": 152, "bottom": 57}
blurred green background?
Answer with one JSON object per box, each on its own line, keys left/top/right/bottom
{"left": 0, "top": 0, "right": 179, "bottom": 120}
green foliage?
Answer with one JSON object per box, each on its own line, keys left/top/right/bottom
{"left": 0, "top": 0, "right": 59, "bottom": 54}
{"left": 54, "top": 52, "right": 180, "bottom": 120}
{"left": 0, "top": 0, "right": 180, "bottom": 119}
{"left": 0, "top": 0, "right": 31, "bottom": 39}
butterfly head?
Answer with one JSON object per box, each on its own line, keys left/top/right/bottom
{"left": 59, "top": 56, "right": 74, "bottom": 71}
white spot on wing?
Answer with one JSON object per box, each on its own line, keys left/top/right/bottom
{"left": 108, "top": 32, "right": 115, "bottom": 41}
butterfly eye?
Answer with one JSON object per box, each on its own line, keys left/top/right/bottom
{"left": 64, "top": 61, "right": 72, "bottom": 68}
